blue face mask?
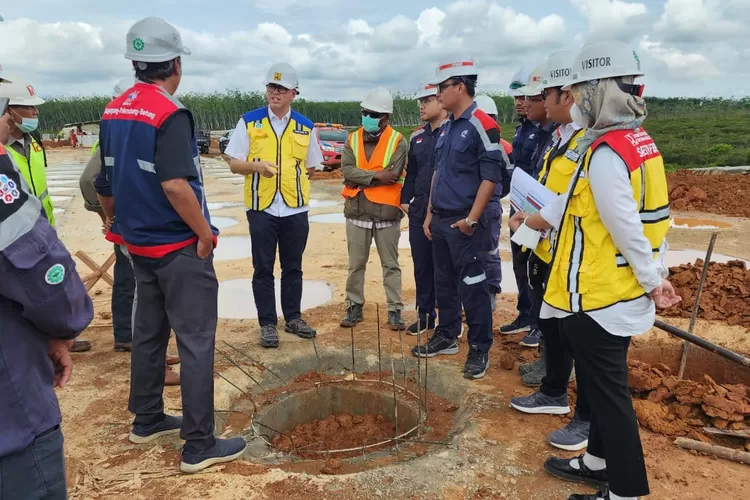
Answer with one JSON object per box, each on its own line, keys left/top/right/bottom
{"left": 361, "top": 115, "right": 381, "bottom": 133}
{"left": 16, "top": 117, "right": 39, "bottom": 133}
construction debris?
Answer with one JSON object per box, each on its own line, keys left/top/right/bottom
{"left": 668, "top": 171, "right": 750, "bottom": 217}
{"left": 663, "top": 260, "right": 750, "bottom": 329}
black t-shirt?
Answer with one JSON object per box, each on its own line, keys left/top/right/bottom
{"left": 154, "top": 109, "right": 200, "bottom": 183}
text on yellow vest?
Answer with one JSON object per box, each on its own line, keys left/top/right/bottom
{"left": 543, "top": 128, "right": 670, "bottom": 313}
{"left": 7, "top": 136, "right": 55, "bottom": 227}
{"left": 533, "top": 128, "right": 586, "bottom": 264}
{"left": 341, "top": 126, "right": 404, "bottom": 208}
{"left": 242, "top": 107, "right": 313, "bottom": 211}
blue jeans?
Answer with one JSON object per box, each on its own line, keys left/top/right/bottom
{"left": 0, "top": 426, "right": 67, "bottom": 499}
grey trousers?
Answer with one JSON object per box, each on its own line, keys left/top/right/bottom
{"left": 128, "top": 243, "right": 218, "bottom": 451}
{"left": 345, "top": 220, "right": 403, "bottom": 311}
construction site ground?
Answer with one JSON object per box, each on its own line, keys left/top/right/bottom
{"left": 47, "top": 147, "right": 750, "bottom": 499}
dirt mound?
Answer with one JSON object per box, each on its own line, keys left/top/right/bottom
{"left": 309, "top": 169, "right": 343, "bottom": 181}
{"left": 662, "top": 260, "right": 750, "bottom": 328}
{"left": 271, "top": 412, "right": 395, "bottom": 457}
{"left": 668, "top": 171, "right": 750, "bottom": 217}
{"left": 629, "top": 360, "right": 750, "bottom": 439}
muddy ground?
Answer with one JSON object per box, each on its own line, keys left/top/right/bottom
{"left": 46, "top": 148, "right": 750, "bottom": 499}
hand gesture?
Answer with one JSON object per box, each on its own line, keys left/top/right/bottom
{"left": 48, "top": 339, "right": 74, "bottom": 388}
{"left": 509, "top": 210, "right": 529, "bottom": 233}
{"left": 256, "top": 161, "right": 278, "bottom": 178}
{"left": 451, "top": 218, "right": 475, "bottom": 236}
{"left": 423, "top": 211, "right": 433, "bottom": 241}
{"left": 649, "top": 279, "right": 682, "bottom": 309}
{"left": 197, "top": 237, "right": 214, "bottom": 259}
{"left": 374, "top": 170, "right": 399, "bottom": 185}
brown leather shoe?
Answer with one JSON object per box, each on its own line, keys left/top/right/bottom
{"left": 70, "top": 340, "right": 92, "bottom": 353}
{"left": 114, "top": 342, "right": 132, "bottom": 352}
{"left": 165, "top": 365, "right": 180, "bottom": 386}
{"left": 165, "top": 353, "right": 180, "bottom": 365}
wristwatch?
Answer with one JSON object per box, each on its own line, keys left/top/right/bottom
{"left": 465, "top": 218, "right": 478, "bottom": 228}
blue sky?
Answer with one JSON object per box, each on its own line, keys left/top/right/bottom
{"left": 1, "top": 1, "right": 747, "bottom": 99}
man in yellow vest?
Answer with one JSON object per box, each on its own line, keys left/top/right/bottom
{"left": 226, "top": 63, "right": 323, "bottom": 348}
{"left": 0, "top": 78, "right": 54, "bottom": 226}
{"left": 509, "top": 50, "right": 591, "bottom": 453}
{"left": 340, "top": 87, "right": 408, "bottom": 331}
{"left": 510, "top": 41, "right": 681, "bottom": 500}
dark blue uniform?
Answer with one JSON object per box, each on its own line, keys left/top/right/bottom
{"left": 507, "top": 118, "right": 545, "bottom": 330}
{"left": 402, "top": 121, "right": 442, "bottom": 323}
{"left": 430, "top": 103, "right": 510, "bottom": 353}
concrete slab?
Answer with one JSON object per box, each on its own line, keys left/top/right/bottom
{"left": 218, "top": 278, "right": 332, "bottom": 319}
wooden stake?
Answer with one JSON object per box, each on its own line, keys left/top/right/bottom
{"left": 675, "top": 437, "right": 750, "bottom": 465}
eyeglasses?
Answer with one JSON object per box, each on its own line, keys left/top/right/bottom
{"left": 418, "top": 96, "right": 437, "bottom": 106}
{"left": 266, "top": 84, "right": 290, "bottom": 95}
{"left": 437, "top": 80, "right": 461, "bottom": 92}
{"left": 362, "top": 110, "right": 384, "bottom": 119}
{"left": 525, "top": 94, "right": 544, "bottom": 102}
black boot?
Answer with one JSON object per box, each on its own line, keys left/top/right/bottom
{"left": 340, "top": 304, "right": 364, "bottom": 327}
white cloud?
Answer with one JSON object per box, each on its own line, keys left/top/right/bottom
{"left": 640, "top": 38, "right": 721, "bottom": 79}
{"left": 656, "top": 0, "right": 746, "bottom": 42}
{"left": 570, "top": 0, "right": 649, "bottom": 41}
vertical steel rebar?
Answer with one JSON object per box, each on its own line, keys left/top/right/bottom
{"left": 390, "top": 338, "right": 399, "bottom": 451}
{"left": 678, "top": 232, "right": 718, "bottom": 379}
{"left": 398, "top": 324, "right": 407, "bottom": 391}
{"left": 416, "top": 308, "right": 422, "bottom": 437}
{"left": 377, "top": 303, "right": 382, "bottom": 383}
{"left": 350, "top": 326, "right": 356, "bottom": 380}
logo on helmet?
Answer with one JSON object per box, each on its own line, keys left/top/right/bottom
{"left": 133, "top": 37, "right": 145, "bottom": 52}
{"left": 633, "top": 51, "right": 641, "bottom": 71}
{"left": 26, "top": 85, "right": 36, "bottom": 96}
{"left": 273, "top": 72, "right": 282, "bottom": 81}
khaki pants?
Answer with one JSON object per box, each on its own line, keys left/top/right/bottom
{"left": 345, "top": 220, "right": 403, "bottom": 311}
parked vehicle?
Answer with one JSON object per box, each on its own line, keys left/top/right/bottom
{"left": 196, "top": 129, "right": 211, "bottom": 154}
{"left": 219, "top": 130, "right": 231, "bottom": 154}
{"left": 316, "top": 123, "right": 348, "bottom": 169}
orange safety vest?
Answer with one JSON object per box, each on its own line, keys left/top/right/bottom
{"left": 501, "top": 138, "right": 513, "bottom": 155}
{"left": 341, "top": 126, "right": 404, "bottom": 208}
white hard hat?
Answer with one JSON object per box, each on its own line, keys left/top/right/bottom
{"left": 125, "top": 17, "right": 191, "bottom": 63}
{"left": 113, "top": 77, "right": 134, "bottom": 97}
{"left": 541, "top": 50, "right": 575, "bottom": 89}
{"left": 518, "top": 65, "right": 544, "bottom": 96}
{"left": 0, "top": 63, "right": 10, "bottom": 83}
{"left": 429, "top": 58, "right": 478, "bottom": 85}
{"left": 0, "top": 79, "right": 45, "bottom": 106}
{"left": 565, "top": 41, "right": 644, "bottom": 89}
{"left": 474, "top": 95, "right": 498, "bottom": 116}
{"left": 415, "top": 82, "right": 438, "bottom": 100}
{"left": 264, "top": 62, "right": 299, "bottom": 91}
{"left": 508, "top": 66, "right": 530, "bottom": 97}
{"left": 361, "top": 87, "right": 393, "bottom": 114}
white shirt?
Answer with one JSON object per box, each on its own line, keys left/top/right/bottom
{"left": 557, "top": 122, "right": 582, "bottom": 146}
{"left": 538, "top": 145, "right": 668, "bottom": 337}
{"left": 224, "top": 106, "right": 324, "bottom": 218}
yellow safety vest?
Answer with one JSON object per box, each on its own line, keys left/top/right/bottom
{"left": 7, "top": 136, "right": 55, "bottom": 227}
{"left": 544, "top": 128, "right": 669, "bottom": 313}
{"left": 242, "top": 108, "right": 312, "bottom": 211}
{"left": 91, "top": 139, "right": 99, "bottom": 156}
{"left": 533, "top": 128, "right": 586, "bottom": 264}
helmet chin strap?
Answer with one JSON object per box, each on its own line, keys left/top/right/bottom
{"left": 615, "top": 77, "right": 644, "bottom": 97}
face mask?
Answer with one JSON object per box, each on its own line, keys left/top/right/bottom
{"left": 12, "top": 109, "right": 39, "bottom": 133}
{"left": 362, "top": 115, "right": 381, "bottom": 133}
{"left": 569, "top": 103, "right": 589, "bottom": 129}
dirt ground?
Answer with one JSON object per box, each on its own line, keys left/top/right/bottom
{"left": 47, "top": 148, "right": 750, "bottom": 499}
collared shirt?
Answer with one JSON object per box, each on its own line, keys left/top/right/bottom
{"left": 7, "top": 134, "right": 25, "bottom": 156}
{"left": 511, "top": 119, "right": 540, "bottom": 175}
{"left": 539, "top": 145, "right": 668, "bottom": 337}
{"left": 431, "top": 102, "right": 508, "bottom": 214}
{"left": 402, "top": 120, "right": 443, "bottom": 204}
{"left": 225, "top": 106, "right": 324, "bottom": 218}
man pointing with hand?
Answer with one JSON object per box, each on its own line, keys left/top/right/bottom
{"left": 227, "top": 62, "right": 323, "bottom": 348}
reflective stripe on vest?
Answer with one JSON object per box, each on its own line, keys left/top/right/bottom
{"left": 6, "top": 138, "right": 55, "bottom": 227}
{"left": 341, "top": 126, "right": 403, "bottom": 208}
{"left": 243, "top": 108, "right": 312, "bottom": 211}
{"left": 532, "top": 128, "right": 585, "bottom": 264}
{"left": 91, "top": 139, "right": 99, "bottom": 157}
{"left": 543, "top": 128, "right": 670, "bottom": 313}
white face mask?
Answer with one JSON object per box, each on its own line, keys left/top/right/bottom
{"left": 569, "top": 103, "right": 589, "bottom": 129}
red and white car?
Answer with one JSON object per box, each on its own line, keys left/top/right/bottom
{"left": 316, "top": 123, "right": 348, "bottom": 169}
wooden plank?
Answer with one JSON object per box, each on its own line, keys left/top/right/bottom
{"left": 703, "top": 427, "right": 750, "bottom": 439}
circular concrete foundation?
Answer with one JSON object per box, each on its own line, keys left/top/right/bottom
{"left": 670, "top": 217, "right": 732, "bottom": 230}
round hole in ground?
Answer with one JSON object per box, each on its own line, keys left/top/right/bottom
{"left": 253, "top": 384, "right": 420, "bottom": 458}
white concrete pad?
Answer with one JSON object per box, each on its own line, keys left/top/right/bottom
{"left": 218, "top": 278, "right": 333, "bottom": 319}
{"left": 214, "top": 236, "right": 252, "bottom": 261}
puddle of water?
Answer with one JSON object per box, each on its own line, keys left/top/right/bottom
{"left": 371, "top": 231, "right": 411, "bottom": 249}
{"left": 218, "top": 278, "right": 332, "bottom": 319}
{"left": 211, "top": 216, "right": 239, "bottom": 229}
{"left": 49, "top": 187, "right": 75, "bottom": 194}
{"left": 664, "top": 249, "right": 750, "bottom": 268}
{"left": 208, "top": 201, "right": 244, "bottom": 210}
{"left": 51, "top": 195, "right": 73, "bottom": 203}
{"left": 309, "top": 213, "right": 345, "bottom": 224}
{"left": 53, "top": 208, "right": 65, "bottom": 214}
{"left": 309, "top": 199, "right": 341, "bottom": 208}
{"left": 214, "top": 236, "right": 252, "bottom": 261}
{"left": 670, "top": 217, "right": 732, "bottom": 230}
